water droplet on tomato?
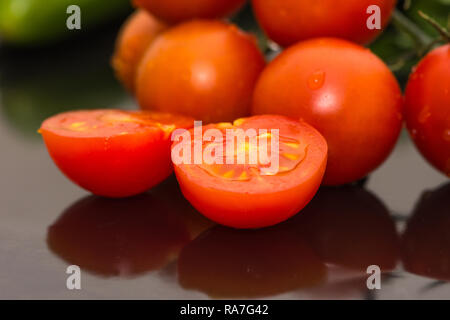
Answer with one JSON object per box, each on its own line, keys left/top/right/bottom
{"left": 307, "top": 71, "right": 325, "bottom": 90}
{"left": 418, "top": 106, "right": 431, "bottom": 124}
{"left": 443, "top": 129, "right": 450, "bottom": 142}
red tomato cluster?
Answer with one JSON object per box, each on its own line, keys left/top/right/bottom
{"left": 41, "top": 0, "right": 449, "bottom": 229}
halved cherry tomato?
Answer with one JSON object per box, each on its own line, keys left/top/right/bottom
{"left": 133, "top": 0, "right": 246, "bottom": 24}
{"left": 252, "top": 38, "right": 403, "bottom": 185}
{"left": 112, "top": 10, "right": 167, "bottom": 93}
{"left": 178, "top": 225, "right": 326, "bottom": 298}
{"left": 172, "top": 115, "right": 328, "bottom": 229}
{"left": 251, "top": 0, "right": 396, "bottom": 47}
{"left": 404, "top": 44, "right": 450, "bottom": 177}
{"left": 136, "top": 20, "right": 265, "bottom": 123}
{"left": 40, "top": 109, "right": 194, "bottom": 198}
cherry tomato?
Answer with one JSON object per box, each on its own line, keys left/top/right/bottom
{"left": 252, "top": 38, "right": 403, "bottom": 185}
{"left": 136, "top": 20, "right": 265, "bottom": 123}
{"left": 40, "top": 109, "right": 194, "bottom": 198}
{"left": 47, "top": 192, "right": 191, "bottom": 276}
{"left": 402, "top": 183, "right": 450, "bottom": 281}
{"left": 133, "top": 0, "right": 246, "bottom": 24}
{"left": 404, "top": 44, "right": 450, "bottom": 177}
{"left": 251, "top": 0, "right": 396, "bottom": 47}
{"left": 172, "top": 115, "right": 328, "bottom": 229}
{"left": 295, "top": 186, "right": 399, "bottom": 272}
{"left": 112, "top": 10, "right": 167, "bottom": 93}
{"left": 178, "top": 225, "right": 326, "bottom": 298}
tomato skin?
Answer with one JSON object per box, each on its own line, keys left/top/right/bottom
{"left": 404, "top": 45, "right": 450, "bottom": 177}
{"left": 172, "top": 115, "right": 328, "bottom": 229}
{"left": 136, "top": 20, "right": 265, "bottom": 123}
{"left": 252, "top": 38, "right": 403, "bottom": 185}
{"left": 251, "top": 0, "right": 396, "bottom": 47}
{"left": 133, "top": 0, "right": 246, "bottom": 24}
{"left": 40, "top": 110, "right": 194, "bottom": 198}
{"left": 112, "top": 10, "right": 167, "bottom": 93}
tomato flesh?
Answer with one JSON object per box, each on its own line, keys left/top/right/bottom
{"left": 404, "top": 44, "right": 450, "bottom": 177}
{"left": 172, "top": 115, "right": 328, "bottom": 229}
{"left": 40, "top": 109, "right": 194, "bottom": 198}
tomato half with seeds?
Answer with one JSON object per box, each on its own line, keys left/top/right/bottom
{"left": 404, "top": 44, "right": 450, "bottom": 177}
{"left": 40, "top": 109, "right": 194, "bottom": 198}
{"left": 171, "top": 115, "right": 328, "bottom": 229}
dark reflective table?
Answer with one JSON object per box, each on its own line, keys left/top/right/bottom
{"left": 0, "top": 24, "right": 449, "bottom": 300}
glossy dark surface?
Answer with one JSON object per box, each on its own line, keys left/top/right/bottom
{"left": 0, "top": 20, "right": 449, "bottom": 300}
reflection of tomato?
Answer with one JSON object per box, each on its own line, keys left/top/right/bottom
{"left": 402, "top": 183, "right": 450, "bottom": 281}
{"left": 253, "top": 38, "right": 403, "bottom": 185}
{"left": 295, "top": 186, "right": 399, "bottom": 272}
{"left": 404, "top": 45, "right": 450, "bottom": 177}
{"left": 178, "top": 225, "right": 326, "bottom": 298}
{"left": 112, "top": 10, "right": 167, "bottom": 92}
{"left": 136, "top": 20, "right": 265, "bottom": 123}
{"left": 47, "top": 193, "right": 191, "bottom": 277}
{"left": 40, "top": 110, "right": 193, "bottom": 198}
{"left": 172, "top": 115, "right": 328, "bottom": 229}
{"left": 133, "top": 0, "right": 246, "bottom": 24}
{"left": 251, "top": 0, "right": 396, "bottom": 47}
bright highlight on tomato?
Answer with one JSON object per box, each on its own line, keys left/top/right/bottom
{"left": 404, "top": 44, "right": 450, "bottom": 177}
{"left": 252, "top": 38, "right": 403, "bottom": 185}
{"left": 172, "top": 115, "right": 328, "bottom": 229}
{"left": 251, "top": 0, "right": 397, "bottom": 47}
{"left": 133, "top": 0, "right": 246, "bottom": 24}
{"left": 112, "top": 10, "right": 167, "bottom": 93}
{"left": 40, "top": 109, "right": 194, "bottom": 198}
{"left": 136, "top": 20, "right": 265, "bottom": 123}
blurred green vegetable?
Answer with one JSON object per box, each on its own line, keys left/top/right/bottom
{"left": 0, "top": 0, "right": 131, "bottom": 45}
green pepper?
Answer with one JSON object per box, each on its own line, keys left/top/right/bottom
{"left": 0, "top": 0, "right": 131, "bottom": 45}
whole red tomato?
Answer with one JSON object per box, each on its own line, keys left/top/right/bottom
{"left": 251, "top": 0, "right": 396, "bottom": 47}
{"left": 136, "top": 20, "right": 265, "bottom": 123}
{"left": 112, "top": 10, "right": 167, "bottom": 93}
{"left": 133, "top": 0, "right": 246, "bottom": 24}
{"left": 252, "top": 38, "right": 403, "bottom": 185}
{"left": 404, "top": 44, "right": 450, "bottom": 177}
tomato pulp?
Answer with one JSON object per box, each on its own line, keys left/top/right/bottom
{"left": 40, "top": 109, "right": 194, "bottom": 197}
{"left": 171, "top": 115, "right": 328, "bottom": 229}
{"left": 404, "top": 44, "right": 450, "bottom": 177}
{"left": 252, "top": 38, "right": 403, "bottom": 185}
